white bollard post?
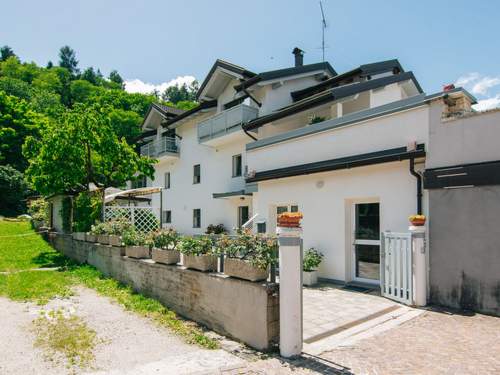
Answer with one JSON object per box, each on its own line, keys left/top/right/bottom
{"left": 277, "top": 226, "right": 303, "bottom": 358}
{"left": 409, "top": 225, "right": 427, "bottom": 306}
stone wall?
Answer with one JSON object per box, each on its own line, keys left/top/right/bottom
{"left": 49, "top": 233, "right": 279, "bottom": 350}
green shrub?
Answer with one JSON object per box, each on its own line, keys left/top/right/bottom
{"left": 0, "top": 165, "right": 31, "bottom": 216}
{"left": 27, "top": 197, "right": 49, "bottom": 223}
{"left": 178, "top": 236, "right": 213, "bottom": 256}
{"left": 303, "top": 248, "right": 323, "bottom": 272}
{"left": 205, "top": 223, "right": 227, "bottom": 235}
{"left": 106, "top": 218, "right": 133, "bottom": 235}
{"left": 218, "top": 229, "right": 278, "bottom": 270}
{"left": 122, "top": 228, "right": 149, "bottom": 246}
{"left": 151, "top": 228, "right": 179, "bottom": 250}
{"left": 89, "top": 221, "right": 107, "bottom": 235}
{"left": 72, "top": 192, "right": 102, "bottom": 233}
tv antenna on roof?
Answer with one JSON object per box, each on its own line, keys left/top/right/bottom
{"left": 319, "top": 1, "right": 327, "bottom": 61}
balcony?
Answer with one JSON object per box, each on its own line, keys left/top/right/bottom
{"left": 140, "top": 137, "right": 179, "bottom": 161}
{"left": 198, "top": 104, "right": 259, "bottom": 145}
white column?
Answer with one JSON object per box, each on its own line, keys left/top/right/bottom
{"left": 277, "top": 226, "right": 303, "bottom": 358}
{"left": 409, "top": 225, "right": 427, "bottom": 306}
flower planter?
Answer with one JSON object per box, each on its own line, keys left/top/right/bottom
{"left": 183, "top": 254, "right": 217, "bottom": 272}
{"left": 97, "top": 234, "right": 109, "bottom": 245}
{"left": 108, "top": 235, "right": 122, "bottom": 247}
{"left": 125, "top": 245, "right": 150, "bottom": 259}
{"left": 224, "top": 258, "right": 268, "bottom": 282}
{"left": 303, "top": 270, "right": 318, "bottom": 286}
{"left": 277, "top": 212, "right": 303, "bottom": 228}
{"left": 152, "top": 248, "right": 180, "bottom": 265}
{"left": 72, "top": 232, "right": 86, "bottom": 241}
{"left": 85, "top": 233, "right": 97, "bottom": 242}
{"left": 410, "top": 219, "right": 426, "bottom": 226}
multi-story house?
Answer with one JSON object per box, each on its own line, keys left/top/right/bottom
{"left": 137, "top": 48, "right": 475, "bottom": 286}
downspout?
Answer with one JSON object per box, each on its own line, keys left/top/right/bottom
{"left": 243, "top": 128, "right": 257, "bottom": 141}
{"left": 409, "top": 158, "right": 423, "bottom": 215}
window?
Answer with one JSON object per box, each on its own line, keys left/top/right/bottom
{"left": 162, "top": 210, "right": 171, "bottom": 224}
{"left": 232, "top": 154, "right": 242, "bottom": 177}
{"left": 164, "top": 172, "right": 170, "bottom": 189}
{"left": 238, "top": 206, "right": 249, "bottom": 227}
{"left": 257, "top": 221, "right": 267, "bottom": 234}
{"left": 193, "top": 164, "right": 201, "bottom": 184}
{"left": 193, "top": 209, "right": 201, "bottom": 228}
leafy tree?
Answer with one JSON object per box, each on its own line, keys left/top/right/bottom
{"left": 81, "top": 67, "right": 101, "bottom": 86}
{"left": 0, "top": 165, "right": 30, "bottom": 216}
{"left": 108, "top": 70, "right": 124, "bottom": 89}
{"left": 32, "top": 69, "right": 62, "bottom": 93}
{"left": 161, "top": 80, "right": 198, "bottom": 104}
{"left": 29, "top": 88, "right": 64, "bottom": 117}
{"left": 46, "top": 61, "right": 53, "bottom": 69}
{"left": 58, "top": 45, "right": 79, "bottom": 76}
{"left": 176, "top": 100, "right": 198, "bottom": 111}
{"left": 0, "top": 91, "right": 46, "bottom": 171}
{"left": 0, "top": 45, "right": 15, "bottom": 61}
{"left": 108, "top": 108, "right": 143, "bottom": 143}
{"left": 0, "top": 77, "right": 32, "bottom": 100}
{"left": 70, "top": 79, "right": 97, "bottom": 103}
{"left": 23, "top": 103, "right": 155, "bottom": 196}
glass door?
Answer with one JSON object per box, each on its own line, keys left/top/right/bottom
{"left": 352, "top": 202, "right": 380, "bottom": 284}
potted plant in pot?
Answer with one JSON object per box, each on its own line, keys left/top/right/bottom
{"left": 179, "top": 236, "right": 217, "bottom": 272}
{"left": 220, "top": 229, "right": 277, "bottom": 282}
{"left": 107, "top": 219, "right": 132, "bottom": 247}
{"left": 277, "top": 212, "right": 303, "bottom": 228}
{"left": 90, "top": 222, "right": 109, "bottom": 245}
{"left": 409, "top": 214, "right": 426, "bottom": 226}
{"left": 303, "top": 248, "right": 323, "bottom": 286}
{"left": 151, "top": 228, "right": 180, "bottom": 265}
{"left": 123, "top": 229, "right": 151, "bottom": 259}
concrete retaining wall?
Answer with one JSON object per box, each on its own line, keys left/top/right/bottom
{"left": 49, "top": 233, "right": 279, "bottom": 350}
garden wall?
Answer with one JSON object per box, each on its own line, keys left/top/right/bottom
{"left": 48, "top": 233, "right": 279, "bottom": 350}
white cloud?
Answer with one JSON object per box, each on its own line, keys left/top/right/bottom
{"left": 124, "top": 75, "right": 196, "bottom": 94}
{"left": 455, "top": 73, "right": 500, "bottom": 95}
{"left": 473, "top": 94, "right": 500, "bottom": 111}
{"left": 455, "top": 72, "right": 480, "bottom": 87}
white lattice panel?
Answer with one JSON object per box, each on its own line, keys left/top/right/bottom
{"left": 104, "top": 207, "right": 159, "bottom": 232}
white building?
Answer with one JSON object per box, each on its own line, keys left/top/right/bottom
{"left": 138, "top": 48, "right": 475, "bottom": 285}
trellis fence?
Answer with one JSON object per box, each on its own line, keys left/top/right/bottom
{"left": 104, "top": 206, "right": 159, "bottom": 232}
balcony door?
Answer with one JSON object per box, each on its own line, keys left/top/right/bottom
{"left": 351, "top": 202, "right": 380, "bottom": 284}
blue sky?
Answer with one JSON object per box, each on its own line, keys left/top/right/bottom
{"left": 1, "top": 0, "right": 499, "bottom": 108}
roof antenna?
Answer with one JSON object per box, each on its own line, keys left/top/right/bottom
{"left": 319, "top": 1, "right": 328, "bottom": 62}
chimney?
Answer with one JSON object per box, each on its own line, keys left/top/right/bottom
{"left": 292, "top": 47, "right": 304, "bottom": 67}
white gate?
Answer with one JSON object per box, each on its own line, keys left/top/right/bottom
{"left": 381, "top": 232, "right": 413, "bottom": 305}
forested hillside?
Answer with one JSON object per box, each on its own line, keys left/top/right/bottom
{"left": 0, "top": 45, "right": 197, "bottom": 216}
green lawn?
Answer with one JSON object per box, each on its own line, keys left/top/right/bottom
{"left": 0, "top": 219, "right": 217, "bottom": 349}
{"left": 0, "top": 220, "right": 68, "bottom": 271}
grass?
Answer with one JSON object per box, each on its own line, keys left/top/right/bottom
{"left": 32, "top": 309, "right": 100, "bottom": 370}
{"left": 0, "top": 219, "right": 218, "bottom": 349}
{"left": 0, "top": 220, "right": 68, "bottom": 271}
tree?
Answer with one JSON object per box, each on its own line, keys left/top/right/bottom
{"left": 0, "top": 91, "right": 46, "bottom": 171}
{"left": 46, "top": 61, "right": 53, "bottom": 69}
{"left": 58, "top": 45, "right": 79, "bottom": 76}
{"left": 108, "top": 108, "right": 143, "bottom": 144}
{"left": 0, "top": 165, "right": 30, "bottom": 216}
{"left": 70, "top": 79, "right": 97, "bottom": 103}
{"left": 0, "top": 45, "right": 15, "bottom": 61}
{"left": 23, "top": 103, "right": 155, "bottom": 196}
{"left": 81, "top": 67, "right": 100, "bottom": 85}
{"left": 161, "top": 80, "right": 198, "bottom": 104}
{"left": 108, "top": 70, "right": 124, "bottom": 89}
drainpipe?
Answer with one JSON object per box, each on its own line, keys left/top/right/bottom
{"left": 409, "top": 158, "right": 423, "bottom": 215}
{"left": 243, "top": 128, "right": 257, "bottom": 141}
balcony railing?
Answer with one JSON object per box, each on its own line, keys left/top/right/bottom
{"left": 140, "top": 137, "right": 178, "bottom": 158}
{"left": 198, "top": 103, "right": 259, "bottom": 142}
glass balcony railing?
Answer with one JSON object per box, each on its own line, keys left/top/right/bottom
{"left": 140, "top": 137, "right": 178, "bottom": 158}
{"left": 198, "top": 103, "right": 258, "bottom": 142}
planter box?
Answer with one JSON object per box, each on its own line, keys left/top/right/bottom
{"left": 108, "top": 235, "right": 122, "bottom": 247}
{"left": 85, "top": 233, "right": 97, "bottom": 242}
{"left": 72, "top": 232, "right": 86, "bottom": 241}
{"left": 183, "top": 254, "right": 217, "bottom": 272}
{"left": 303, "top": 270, "right": 318, "bottom": 286}
{"left": 224, "top": 258, "right": 268, "bottom": 282}
{"left": 152, "top": 248, "right": 180, "bottom": 265}
{"left": 125, "top": 245, "right": 150, "bottom": 259}
{"left": 97, "top": 234, "right": 109, "bottom": 245}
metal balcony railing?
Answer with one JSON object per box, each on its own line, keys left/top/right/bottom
{"left": 198, "top": 103, "right": 258, "bottom": 142}
{"left": 140, "top": 137, "right": 178, "bottom": 158}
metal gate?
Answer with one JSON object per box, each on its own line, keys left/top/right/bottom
{"left": 380, "top": 232, "right": 413, "bottom": 305}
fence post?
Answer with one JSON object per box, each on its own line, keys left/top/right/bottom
{"left": 277, "top": 225, "right": 303, "bottom": 358}
{"left": 409, "top": 225, "right": 427, "bottom": 306}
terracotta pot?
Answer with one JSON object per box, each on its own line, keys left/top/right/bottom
{"left": 72, "top": 232, "right": 86, "bottom": 241}
{"left": 224, "top": 258, "right": 268, "bottom": 282}
{"left": 183, "top": 254, "right": 217, "bottom": 272}
{"left": 410, "top": 219, "right": 426, "bottom": 226}
{"left": 152, "top": 248, "right": 180, "bottom": 265}
{"left": 108, "top": 235, "right": 122, "bottom": 247}
{"left": 97, "top": 234, "right": 110, "bottom": 245}
{"left": 125, "top": 245, "right": 150, "bottom": 259}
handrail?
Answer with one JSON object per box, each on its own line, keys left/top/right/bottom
{"left": 242, "top": 213, "right": 259, "bottom": 229}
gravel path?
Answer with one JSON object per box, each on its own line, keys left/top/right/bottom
{"left": 0, "top": 287, "right": 244, "bottom": 375}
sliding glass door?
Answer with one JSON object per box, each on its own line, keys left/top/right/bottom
{"left": 352, "top": 202, "right": 380, "bottom": 284}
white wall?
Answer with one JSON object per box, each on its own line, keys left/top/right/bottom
{"left": 370, "top": 83, "right": 403, "bottom": 108}
{"left": 254, "top": 161, "right": 425, "bottom": 281}
{"left": 151, "top": 120, "right": 251, "bottom": 235}
{"left": 247, "top": 105, "right": 429, "bottom": 172}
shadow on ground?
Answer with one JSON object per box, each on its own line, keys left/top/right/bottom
{"left": 31, "top": 251, "right": 74, "bottom": 269}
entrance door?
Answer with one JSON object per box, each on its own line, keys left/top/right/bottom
{"left": 352, "top": 202, "right": 380, "bottom": 284}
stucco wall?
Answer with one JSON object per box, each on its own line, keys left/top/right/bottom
{"left": 428, "top": 187, "right": 500, "bottom": 315}
{"left": 49, "top": 234, "right": 279, "bottom": 350}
